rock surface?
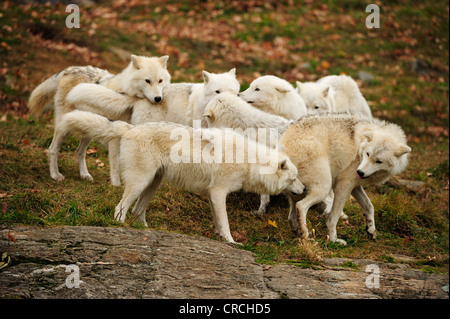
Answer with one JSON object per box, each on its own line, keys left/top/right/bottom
{"left": 0, "top": 226, "right": 448, "bottom": 299}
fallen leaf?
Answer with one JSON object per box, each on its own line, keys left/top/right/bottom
{"left": 95, "top": 159, "right": 105, "bottom": 167}
{"left": 320, "top": 60, "right": 330, "bottom": 69}
{"left": 268, "top": 219, "right": 277, "bottom": 228}
{"left": 5, "top": 233, "right": 15, "bottom": 243}
{"left": 86, "top": 148, "right": 98, "bottom": 154}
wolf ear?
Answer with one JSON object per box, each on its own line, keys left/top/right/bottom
{"left": 202, "top": 70, "right": 211, "bottom": 84}
{"left": 202, "top": 109, "right": 215, "bottom": 122}
{"left": 275, "top": 84, "right": 292, "bottom": 94}
{"left": 228, "top": 68, "right": 236, "bottom": 76}
{"left": 131, "top": 55, "right": 140, "bottom": 69}
{"left": 323, "top": 86, "right": 330, "bottom": 97}
{"left": 159, "top": 55, "right": 169, "bottom": 68}
{"left": 296, "top": 81, "right": 302, "bottom": 93}
{"left": 363, "top": 131, "right": 373, "bottom": 142}
{"left": 279, "top": 159, "right": 288, "bottom": 170}
{"left": 395, "top": 145, "right": 411, "bottom": 157}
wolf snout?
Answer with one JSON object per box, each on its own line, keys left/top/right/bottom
{"left": 288, "top": 178, "right": 305, "bottom": 195}
{"left": 154, "top": 96, "right": 162, "bottom": 103}
{"left": 357, "top": 169, "right": 368, "bottom": 179}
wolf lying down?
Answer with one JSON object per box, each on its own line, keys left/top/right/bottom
{"left": 57, "top": 110, "right": 305, "bottom": 244}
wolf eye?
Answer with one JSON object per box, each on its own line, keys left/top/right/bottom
{"left": 314, "top": 105, "right": 320, "bottom": 109}
{"left": 145, "top": 79, "right": 151, "bottom": 84}
{"left": 255, "top": 88, "right": 260, "bottom": 91}
{"left": 376, "top": 160, "right": 383, "bottom": 164}
{"left": 366, "top": 152, "right": 370, "bottom": 157}
{"left": 159, "top": 79, "right": 163, "bottom": 83}
{"left": 215, "top": 90, "right": 221, "bottom": 94}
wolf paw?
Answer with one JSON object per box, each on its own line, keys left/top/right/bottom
{"left": 111, "top": 177, "right": 121, "bottom": 187}
{"left": 367, "top": 231, "right": 377, "bottom": 241}
{"left": 335, "top": 238, "right": 347, "bottom": 246}
{"left": 252, "top": 209, "right": 265, "bottom": 217}
{"left": 80, "top": 173, "right": 94, "bottom": 182}
{"left": 51, "top": 172, "right": 65, "bottom": 181}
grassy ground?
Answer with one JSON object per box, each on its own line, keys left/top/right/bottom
{"left": 0, "top": 0, "right": 448, "bottom": 274}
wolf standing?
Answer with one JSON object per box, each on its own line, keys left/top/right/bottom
{"left": 280, "top": 114, "right": 411, "bottom": 245}
{"left": 58, "top": 110, "right": 305, "bottom": 243}
{"left": 27, "top": 55, "right": 171, "bottom": 185}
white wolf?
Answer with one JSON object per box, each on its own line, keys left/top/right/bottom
{"left": 66, "top": 68, "right": 239, "bottom": 183}
{"left": 202, "top": 92, "right": 292, "bottom": 148}
{"left": 238, "top": 75, "right": 307, "bottom": 120}
{"left": 203, "top": 92, "right": 341, "bottom": 218}
{"left": 296, "top": 75, "right": 372, "bottom": 118}
{"left": 186, "top": 68, "right": 240, "bottom": 124}
{"left": 57, "top": 110, "right": 305, "bottom": 244}
{"left": 203, "top": 92, "right": 292, "bottom": 216}
{"left": 28, "top": 55, "right": 171, "bottom": 185}
{"left": 279, "top": 114, "right": 411, "bottom": 245}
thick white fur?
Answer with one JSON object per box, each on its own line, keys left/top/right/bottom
{"left": 203, "top": 92, "right": 340, "bottom": 217}
{"left": 203, "top": 92, "right": 293, "bottom": 216}
{"left": 297, "top": 75, "right": 372, "bottom": 118}
{"left": 239, "top": 75, "right": 307, "bottom": 120}
{"left": 279, "top": 114, "right": 411, "bottom": 245}
{"left": 28, "top": 55, "right": 171, "bottom": 185}
{"left": 58, "top": 110, "right": 305, "bottom": 244}
{"left": 203, "top": 92, "right": 292, "bottom": 148}
{"left": 187, "top": 68, "right": 240, "bottom": 124}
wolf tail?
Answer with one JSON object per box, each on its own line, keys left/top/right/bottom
{"left": 59, "top": 110, "right": 133, "bottom": 144}
{"left": 28, "top": 72, "right": 62, "bottom": 116}
{"left": 67, "top": 83, "right": 136, "bottom": 119}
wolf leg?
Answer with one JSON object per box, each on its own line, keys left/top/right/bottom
{"left": 77, "top": 136, "right": 93, "bottom": 181}
{"left": 351, "top": 186, "right": 376, "bottom": 240}
{"left": 326, "top": 181, "right": 353, "bottom": 245}
{"left": 48, "top": 126, "right": 69, "bottom": 181}
{"left": 114, "top": 170, "right": 157, "bottom": 223}
{"left": 254, "top": 194, "right": 270, "bottom": 216}
{"left": 108, "top": 138, "right": 121, "bottom": 186}
{"left": 130, "top": 169, "right": 164, "bottom": 226}
{"left": 208, "top": 189, "right": 235, "bottom": 244}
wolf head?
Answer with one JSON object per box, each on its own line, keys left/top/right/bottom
{"left": 201, "top": 68, "right": 240, "bottom": 104}
{"left": 239, "top": 75, "right": 306, "bottom": 119}
{"left": 202, "top": 92, "right": 243, "bottom": 127}
{"left": 239, "top": 75, "right": 294, "bottom": 110}
{"left": 247, "top": 143, "right": 305, "bottom": 196}
{"left": 357, "top": 123, "right": 411, "bottom": 183}
{"left": 127, "top": 55, "right": 171, "bottom": 103}
{"left": 296, "top": 81, "right": 333, "bottom": 114}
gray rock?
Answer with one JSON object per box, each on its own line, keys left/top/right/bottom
{"left": 0, "top": 226, "right": 448, "bottom": 299}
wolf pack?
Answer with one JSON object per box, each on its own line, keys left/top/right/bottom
{"left": 28, "top": 54, "right": 411, "bottom": 246}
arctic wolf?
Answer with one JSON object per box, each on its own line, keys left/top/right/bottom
{"left": 28, "top": 55, "right": 171, "bottom": 185}
{"left": 58, "top": 110, "right": 305, "bottom": 244}
{"left": 203, "top": 92, "right": 292, "bottom": 148}
{"left": 296, "top": 75, "right": 372, "bottom": 118}
{"left": 66, "top": 68, "right": 238, "bottom": 183}
{"left": 187, "top": 68, "right": 240, "bottom": 124}
{"left": 66, "top": 81, "right": 192, "bottom": 186}
{"left": 203, "top": 92, "right": 340, "bottom": 217}
{"left": 68, "top": 82, "right": 193, "bottom": 126}
{"left": 203, "top": 92, "right": 292, "bottom": 216}
{"left": 239, "top": 75, "right": 307, "bottom": 120}
{"left": 279, "top": 114, "right": 411, "bottom": 245}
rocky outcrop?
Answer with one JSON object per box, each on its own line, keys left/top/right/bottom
{"left": 0, "top": 226, "right": 448, "bottom": 299}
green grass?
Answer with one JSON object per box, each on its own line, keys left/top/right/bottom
{"left": 0, "top": 0, "right": 448, "bottom": 274}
